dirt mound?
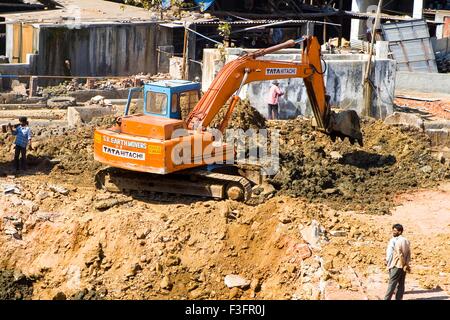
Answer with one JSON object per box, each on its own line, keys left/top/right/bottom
{"left": 210, "top": 99, "right": 266, "bottom": 131}
{"left": 0, "top": 270, "right": 34, "bottom": 300}
{"left": 269, "top": 118, "right": 449, "bottom": 214}
{"left": 0, "top": 117, "right": 117, "bottom": 182}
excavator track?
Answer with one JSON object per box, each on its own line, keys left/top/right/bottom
{"left": 95, "top": 167, "right": 253, "bottom": 202}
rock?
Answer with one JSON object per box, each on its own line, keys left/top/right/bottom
{"left": 420, "top": 165, "right": 432, "bottom": 173}
{"left": 218, "top": 202, "right": 230, "bottom": 217}
{"left": 140, "top": 255, "right": 148, "bottom": 263}
{"left": 135, "top": 228, "right": 151, "bottom": 239}
{"left": 250, "top": 278, "right": 261, "bottom": 292}
{"left": 329, "top": 151, "right": 342, "bottom": 160}
{"left": 187, "top": 282, "right": 199, "bottom": 292}
{"left": 286, "top": 263, "right": 297, "bottom": 273}
{"left": 384, "top": 112, "right": 424, "bottom": 130}
{"left": 2, "top": 184, "right": 20, "bottom": 195}
{"left": 260, "top": 182, "right": 276, "bottom": 196}
{"left": 278, "top": 213, "right": 292, "bottom": 224}
{"left": 90, "top": 95, "right": 105, "bottom": 104}
{"left": 4, "top": 227, "right": 20, "bottom": 239}
{"left": 322, "top": 259, "right": 333, "bottom": 271}
{"left": 84, "top": 243, "right": 104, "bottom": 266}
{"left": 52, "top": 292, "right": 67, "bottom": 300}
{"left": 126, "top": 263, "right": 142, "bottom": 277}
{"left": 72, "top": 289, "right": 87, "bottom": 300}
{"left": 323, "top": 188, "right": 340, "bottom": 195}
{"left": 49, "top": 185, "right": 69, "bottom": 195}
{"left": 372, "top": 145, "right": 383, "bottom": 152}
{"left": 189, "top": 288, "right": 205, "bottom": 299}
{"left": 36, "top": 191, "right": 50, "bottom": 201}
{"left": 11, "top": 80, "right": 27, "bottom": 96}
{"left": 12, "top": 218, "right": 23, "bottom": 229}
{"left": 224, "top": 274, "right": 250, "bottom": 289}
{"left": 329, "top": 230, "right": 348, "bottom": 237}
{"left": 47, "top": 96, "right": 76, "bottom": 109}
{"left": 23, "top": 200, "right": 39, "bottom": 214}
{"left": 166, "top": 255, "right": 181, "bottom": 266}
{"left": 229, "top": 287, "right": 241, "bottom": 299}
{"left": 160, "top": 275, "right": 173, "bottom": 290}
{"left": 300, "top": 220, "right": 321, "bottom": 248}
{"left": 94, "top": 198, "right": 132, "bottom": 210}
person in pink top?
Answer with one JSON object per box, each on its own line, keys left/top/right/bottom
{"left": 267, "top": 80, "right": 284, "bottom": 120}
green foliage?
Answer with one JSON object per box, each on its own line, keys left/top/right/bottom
{"left": 217, "top": 22, "right": 231, "bottom": 39}
{"left": 123, "top": 0, "right": 163, "bottom": 10}
{"left": 123, "top": 0, "right": 193, "bottom": 9}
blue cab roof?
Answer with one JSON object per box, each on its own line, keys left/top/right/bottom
{"left": 145, "top": 80, "right": 201, "bottom": 93}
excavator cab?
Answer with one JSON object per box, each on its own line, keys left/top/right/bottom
{"left": 124, "top": 80, "right": 201, "bottom": 120}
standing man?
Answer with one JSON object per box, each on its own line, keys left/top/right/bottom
{"left": 8, "top": 116, "right": 32, "bottom": 172}
{"left": 267, "top": 80, "right": 283, "bottom": 120}
{"left": 384, "top": 224, "right": 411, "bottom": 300}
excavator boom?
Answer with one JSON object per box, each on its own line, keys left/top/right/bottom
{"left": 186, "top": 36, "right": 363, "bottom": 145}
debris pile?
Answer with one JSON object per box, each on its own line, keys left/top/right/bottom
{"left": 40, "top": 73, "right": 171, "bottom": 98}
{"left": 210, "top": 100, "right": 267, "bottom": 131}
{"left": 0, "top": 270, "right": 34, "bottom": 300}
{"left": 269, "top": 118, "right": 449, "bottom": 214}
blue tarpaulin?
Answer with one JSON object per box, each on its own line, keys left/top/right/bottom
{"left": 161, "top": 0, "right": 171, "bottom": 9}
{"left": 193, "top": 0, "right": 216, "bottom": 11}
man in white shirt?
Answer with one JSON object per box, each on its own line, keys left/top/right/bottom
{"left": 384, "top": 224, "right": 411, "bottom": 300}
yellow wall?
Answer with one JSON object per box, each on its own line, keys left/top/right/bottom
{"left": 12, "top": 24, "right": 35, "bottom": 63}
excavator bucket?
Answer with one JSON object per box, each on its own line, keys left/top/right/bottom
{"left": 328, "top": 110, "right": 364, "bottom": 146}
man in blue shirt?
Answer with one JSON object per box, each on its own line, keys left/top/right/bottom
{"left": 8, "top": 116, "right": 32, "bottom": 171}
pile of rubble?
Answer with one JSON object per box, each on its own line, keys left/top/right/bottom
{"left": 0, "top": 270, "right": 33, "bottom": 300}
{"left": 39, "top": 73, "right": 170, "bottom": 98}
{"left": 210, "top": 100, "right": 267, "bottom": 131}
{"left": 269, "top": 118, "right": 449, "bottom": 214}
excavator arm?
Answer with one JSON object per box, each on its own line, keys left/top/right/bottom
{"left": 186, "top": 36, "right": 363, "bottom": 145}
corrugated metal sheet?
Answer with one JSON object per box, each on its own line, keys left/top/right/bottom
{"left": 381, "top": 20, "right": 438, "bottom": 73}
{"left": 344, "top": 11, "right": 412, "bottom": 21}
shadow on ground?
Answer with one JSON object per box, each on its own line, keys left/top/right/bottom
{"left": 340, "top": 151, "right": 396, "bottom": 169}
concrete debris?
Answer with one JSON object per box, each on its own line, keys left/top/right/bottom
{"left": 329, "top": 151, "right": 343, "bottom": 160}
{"left": 421, "top": 165, "right": 433, "bottom": 174}
{"left": 329, "top": 230, "right": 348, "bottom": 237}
{"left": 47, "top": 96, "right": 77, "bottom": 109}
{"left": 224, "top": 275, "right": 250, "bottom": 289}
{"left": 2, "top": 184, "right": 20, "bottom": 195}
{"left": 300, "top": 220, "right": 322, "bottom": 248}
{"left": 11, "top": 80, "right": 27, "bottom": 96}
{"left": 160, "top": 275, "right": 173, "bottom": 290}
{"left": 49, "top": 185, "right": 70, "bottom": 195}
{"left": 384, "top": 112, "right": 424, "bottom": 130}
{"left": 94, "top": 197, "right": 132, "bottom": 211}
{"left": 88, "top": 95, "right": 112, "bottom": 107}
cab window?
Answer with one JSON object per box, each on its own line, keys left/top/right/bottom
{"left": 146, "top": 92, "right": 167, "bottom": 115}
{"left": 171, "top": 93, "right": 178, "bottom": 113}
{"left": 180, "top": 90, "right": 200, "bottom": 120}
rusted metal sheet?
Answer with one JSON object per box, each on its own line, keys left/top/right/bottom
{"left": 444, "top": 16, "right": 450, "bottom": 38}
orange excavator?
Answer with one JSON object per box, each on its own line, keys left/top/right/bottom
{"left": 94, "top": 36, "right": 363, "bottom": 201}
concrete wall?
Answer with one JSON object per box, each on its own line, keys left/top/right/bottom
{"left": 35, "top": 22, "right": 170, "bottom": 83}
{"left": 202, "top": 48, "right": 396, "bottom": 119}
{"left": 396, "top": 71, "right": 450, "bottom": 94}
{"left": 0, "top": 53, "right": 37, "bottom": 89}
